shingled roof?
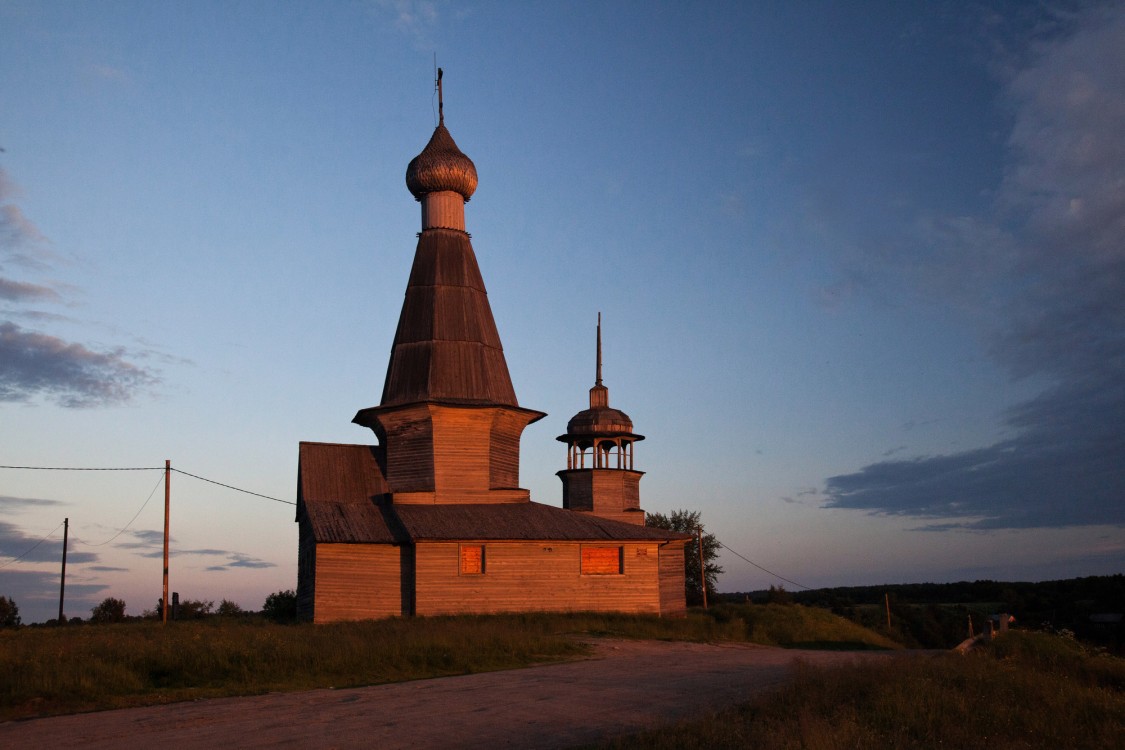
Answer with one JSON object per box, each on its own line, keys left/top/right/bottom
{"left": 377, "top": 228, "right": 518, "bottom": 408}
{"left": 297, "top": 441, "right": 690, "bottom": 544}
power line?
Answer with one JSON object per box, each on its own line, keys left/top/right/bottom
{"left": 716, "top": 540, "right": 811, "bottom": 591}
{"left": 80, "top": 472, "right": 166, "bottom": 547}
{"left": 0, "top": 465, "right": 161, "bottom": 471}
{"left": 171, "top": 468, "right": 294, "bottom": 506}
{"left": 0, "top": 521, "right": 64, "bottom": 569}
{"left": 0, "top": 464, "right": 294, "bottom": 507}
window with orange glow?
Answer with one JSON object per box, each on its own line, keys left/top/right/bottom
{"left": 460, "top": 544, "right": 485, "bottom": 575}
{"left": 581, "top": 546, "right": 622, "bottom": 575}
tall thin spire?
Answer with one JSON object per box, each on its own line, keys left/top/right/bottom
{"left": 437, "top": 67, "right": 444, "bottom": 125}
{"left": 596, "top": 312, "right": 603, "bottom": 386}
{"left": 589, "top": 313, "right": 609, "bottom": 409}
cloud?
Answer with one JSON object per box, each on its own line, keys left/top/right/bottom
{"left": 0, "top": 321, "right": 159, "bottom": 407}
{"left": 85, "top": 565, "right": 129, "bottom": 572}
{"left": 0, "top": 277, "right": 60, "bottom": 303}
{"left": 823, "top": 6, "right": 1125, "bottom": 531}
{"left": 89, "top": 64, "right": 129, "bottom": 82}
{"left": 371, "top": 0, "right": 439, "bottom": 49}
{"left": 205, "top": 552, "right": 277, "bottom": 572}
{"left": 0, "top": 520, "right": 98, "bottom": 565}
{"left": 1, "top": 168, "right": 162, "bottom": 407}
{"left": 0, "top": 495, "right": 65, "bottom": 511}
{"left": 0, "top": 567, "right": 108, "bottom": 622}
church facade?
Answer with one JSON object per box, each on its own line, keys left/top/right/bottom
{"left": 295, "top": 77, "right": 690, "bottom": 622}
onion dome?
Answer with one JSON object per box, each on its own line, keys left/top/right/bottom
{"left": 566, "top": 404, "right": 635, "bottom": 437}
{"left": 405, "top": 123, "right": 478, "bottom": 201}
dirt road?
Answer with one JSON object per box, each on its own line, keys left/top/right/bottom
{"left": 0, "top": 640, "right": 902, "bottom": 748}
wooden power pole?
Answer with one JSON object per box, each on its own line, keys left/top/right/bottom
{"left": 57, "top": 517, "right": 68, "bottom": 624}
{"left": 162, "top": 459, "right": 170, "bottom": 625}
{"left": 697, "top": 527, "right": 708, "bottom": 610}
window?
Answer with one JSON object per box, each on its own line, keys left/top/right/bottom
{"left": 581, "top": 545, "right": 623, "bottom": 575}
{"left": 460, "top": 544, "right": 485, "bottom": 575}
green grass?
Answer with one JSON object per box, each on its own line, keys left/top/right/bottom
{"left": 595, "top": 630, "right": 1125, "bottom": 749}
{"left": 0, "top": 605, "right": 894, "bottom": 721}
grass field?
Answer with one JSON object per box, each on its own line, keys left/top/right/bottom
{"left": 595, "top": 630, "right": 1125, "bottom": 749}
{"left": 0, "top": 604, "right": 892, "bottom": 720}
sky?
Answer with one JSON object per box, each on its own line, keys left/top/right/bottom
{"left": 2, "top": 1, "right": 1123, "bottom": 624}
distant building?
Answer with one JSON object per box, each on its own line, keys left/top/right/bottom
{"left": 295, "top": 78, "right": 690, "bottom": 622}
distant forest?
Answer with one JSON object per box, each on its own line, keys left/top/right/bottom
{"left": 724, "top": 575, "right": 1124, "bottom": 652}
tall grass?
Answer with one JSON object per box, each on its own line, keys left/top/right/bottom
{"left": 0, "top": 605, "right": 893, "bottom": 720}
{"left": 597, "top": 630, "right": 1125, "bottom": 749}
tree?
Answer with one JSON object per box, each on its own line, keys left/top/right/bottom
{"left": 0, "top": 596, "right": 21, "bottom": 628}
{"left": 766, "top": 585, "right": 792, "bottom": 605}
{"left": 262, "top": 590, "right": 298, "bottom": 623}
{"left": 90, "top": 597, "right": 127, "bottom": 623}
{"left": 646, "top": 509, "right": 723, "bottom": 606}
{"left": 217, "top": 599, "right": 244, "bottom": 616}
{"left": 176, "top": 599, "right": 214, "bottom": 620}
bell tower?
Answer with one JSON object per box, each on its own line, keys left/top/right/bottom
{"left": 556, "top": 314, "right": 646, "bottom": 525}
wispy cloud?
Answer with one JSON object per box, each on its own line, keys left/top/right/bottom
{"left": 0, "top": 277, "right": 60, "bottom": 303}
{"left": 0, "top": 168, "right": 161, "bottom": 406}
{"left": 371, "top": 0, "right": 440, "bottom": 49}
{"left": 0, "top": 322, "right": 159, "bottom": 407}
{"left": 823, "top": 6, "right": 1125, "bottom": 531}
{"left": 0, "top": 520, "right": 97, "bottom": 565}
{"left": 0, "top": 495, "right": 65, "bottom": 516}
{"left": 205, "top": 552, "right": 276, "bottom": 572}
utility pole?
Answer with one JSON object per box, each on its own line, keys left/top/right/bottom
{"left": 885, "top": 592, "right": 892, "bottom": 630}
{"left": 162, "top": 459, "right": 170, "bottom": 625}
{"left": 697, "top": 527, "right": 708, "bottom": 610}
{"left": 58, "top": 517, "right": 69, "bottom": 624}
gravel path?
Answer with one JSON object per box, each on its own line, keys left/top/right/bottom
{"left": 0, "top": 640, "right": 904, "bottom": 749}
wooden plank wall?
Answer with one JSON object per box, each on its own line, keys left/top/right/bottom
{"left": 413, "top": 541, "right": 663, "bottom": 616}
{"left": 313, "top": 543, "right": 403, "bottom": 622}
{"left": 488, "top": 409, "right": 528, "bottom": 489}
{"left": 431, "top": 407, "right": 492, "bottom": 491}
{"left": 658, "top": 543, "right": 688, "bottom": 617}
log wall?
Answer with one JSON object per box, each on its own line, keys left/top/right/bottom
{"left": 658, "top": 543, "right": 688, "bottom": 616}
{"left": 313, "top": 543, "right": 403, "bottom": 622}
{"left": 413, "top": 541, "right": 666, "bottom": 616}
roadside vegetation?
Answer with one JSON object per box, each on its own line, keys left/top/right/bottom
{"left": 596, "top": 630, "right": 1125, "bottom": 749}
{"left": 0, "top": 603, "right": 892, "bottom": 720}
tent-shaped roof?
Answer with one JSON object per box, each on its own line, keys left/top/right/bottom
{"left": 377, "top": 229, "right": 518, "bottom": 408}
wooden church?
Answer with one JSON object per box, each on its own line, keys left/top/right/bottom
{"left": 295, "top": 75, "right": 691, "bottom": 622}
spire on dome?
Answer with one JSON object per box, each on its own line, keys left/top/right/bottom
{"left": 590, "top": 313, "right": 608, "bottom": 409}
{"left": 405, "top": 69, "right": 478, "bottom": 202}
{"left": 596, "top": 312, "right": 603, "bottom": 387}
{"left": 437, "top": 66, "right": 444, "bottom": 126}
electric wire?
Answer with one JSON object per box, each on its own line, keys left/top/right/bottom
{"left": 171, "top": 468, "right": 295, "bottom": 506}
{"left": 716, "top": 540, "right": 811, "bottom": 590}
{"left": 0, "top": 521, "right": 64, "bottom": 569}
{"left": 0, "top": 464, "right": 293, "bottom": 506}
{"left": 0, "top": 465, "right": 161, "bottom": 471}
{"left": 80, "top": 472, "right": 166, "bottom": 547}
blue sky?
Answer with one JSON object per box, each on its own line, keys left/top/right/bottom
{"left": 2, "top": 1, "right": 1123, "bottom": 623}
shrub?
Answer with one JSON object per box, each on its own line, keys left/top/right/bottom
{"left": 217, "top": 599, "right": 244, "bottom": 617}
{"left": 262, "top": 590, "right": 298, "bottom": 622}
{"left": 90, "top": 597, "right": 127, "bottom": 624}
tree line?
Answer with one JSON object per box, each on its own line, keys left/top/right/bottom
{"left": 0, "top": 590, "right": 299, "bottom": 628}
